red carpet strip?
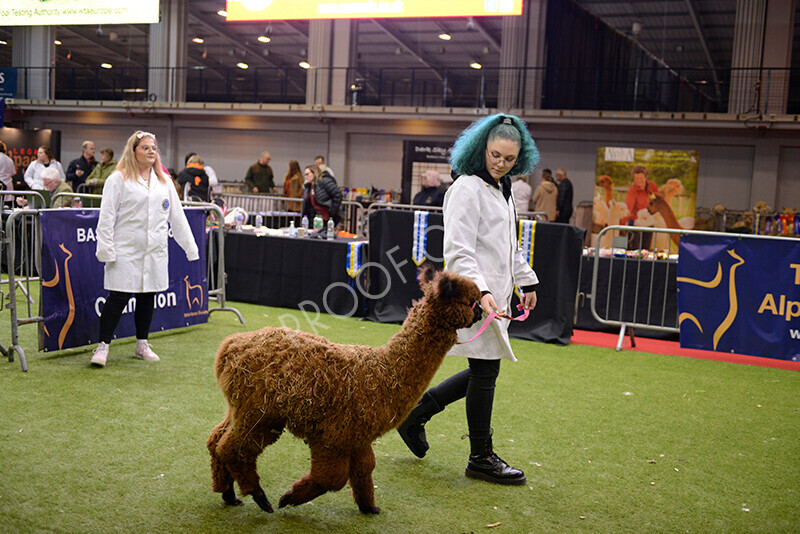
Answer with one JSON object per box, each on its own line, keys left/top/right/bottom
{"left": 570, "top": 329, "right": 800, "bottom": 371}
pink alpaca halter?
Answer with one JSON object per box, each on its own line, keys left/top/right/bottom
{"left": 456, "top": 303, "right": 530, "bottom": 345}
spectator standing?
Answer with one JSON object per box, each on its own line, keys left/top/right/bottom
{"left": 41, "top": 167, "right": 74, "bottom": 208}
{"left": 184, "top": 152, "right": 219, "bottom": 195}
{"left": 0, "top": 140, "right": 15, "bottom": 204}
{"left": 85, "top": 148, "right": 117, "bottom": 191}
{"left": 245, "top": 151, "right": 274, "bottom": 194}
{"left": 554, "top": 167, "right": 573, "bottom": 223}
{"left": 24, "top": 146, "right": 66, "bottom": 190}
{"left": 412, "top": 169, "right": 445, "bottom": 207}
{"left": 621, "top": 164, "right": 658, "bottom": 225}
{"left": 532, "top": 168, "right": 558, "bottom": 222}
{"left": 91, "top": 130, "right": 199, "bottom": 367}
{"left": 178, "top": 155, "right": 212, "bottom": 201}
{"left": 510, "top": 174, "right": 532, "bottom": 213}
{"left": 301, "top": 164, "right": 343, "bottom": 225}
{"left": 66, "top": 140, "right": 97, "bottom": 190}
{"left": 283, "top": 160, "right": 304, "bottom": 212}
{"left": 314, "top": 155, "right": 335, "bottom": 178}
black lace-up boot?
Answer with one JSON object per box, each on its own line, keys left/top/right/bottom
{"left": 465, "top": 434, "right": 526, "bottom": 485}
{"left": 397, "top": 391, "right": 443, "bottom": 458}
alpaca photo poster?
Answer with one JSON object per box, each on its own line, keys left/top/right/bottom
{"left": 592, "top": 147, "right": 699, "bottom": 253}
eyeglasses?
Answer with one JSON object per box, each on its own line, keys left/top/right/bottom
{"left": 486, "top": 148, "right": 518, "bottom": 168}
{"left": 136, "top": 131, "right": 156, "bottom": 140}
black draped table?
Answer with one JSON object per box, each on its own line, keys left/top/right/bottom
{"left": 364, "top": 210, "right": 585, "bottom": 345}
{"left": 574, "top": 254, "right": 679, "bottom": 340}
{"left": 224, "top": 230, "right": 367, "bottom": 317}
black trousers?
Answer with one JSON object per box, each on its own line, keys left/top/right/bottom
{"left": 98, "top": 291, "right": 155, "bottom": 343}
{"left": 426, "top": 358, "right": 501, "bottom": 441}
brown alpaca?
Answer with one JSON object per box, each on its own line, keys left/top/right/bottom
{"left": 207, "top": 268, "right": 481, "bottom": 514}
{"left": 597, "top": 175, "right": 614, "bottom": 205}
{"left": 649, "top": 193, "right": 681, "bottom": 246}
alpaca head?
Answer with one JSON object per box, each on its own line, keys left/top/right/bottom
{"left": 417, "top": 264, "right": 482, "bottom": 329}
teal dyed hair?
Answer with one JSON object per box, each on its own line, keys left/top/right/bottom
{"left": 449, "top": 113, "right": 539, "bottom": 177}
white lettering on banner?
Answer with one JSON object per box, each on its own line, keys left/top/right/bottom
{"left": 604, "top": 147, "right": 635, "bottom": 162}
{"left": 791, "top": 329, "right": 800, "bottom": 340}
{"left": 76, "top": 227, "right": 97, "bottom": 242}
{"left": 94, "top": 292, "right": 177, "bottom": 318}
{"left": 0, "top": 72, "right": 5, "bottom": 84}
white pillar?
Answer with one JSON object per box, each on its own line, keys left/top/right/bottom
{"left": 12, "top": 26, "right": 54, "bottom": 100}
{"left": 307, "top": 20, "right": 332, "bottom": 106}
{"left": 330, "top": 20, "right": 356, "bottom": 106}
{"left": 759, "top": 0, "right": 795, "bottom": 114}
{"left": 148, "top": 0, "right": 187, "bottom": 102}
{"left": 498, "top": 0, "right": 547, "bottom": 109}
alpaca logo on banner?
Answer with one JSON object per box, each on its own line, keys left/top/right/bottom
{"left": 677, "top": 234, "right": 800, "bottom": 361}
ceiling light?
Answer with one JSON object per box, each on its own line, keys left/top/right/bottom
{"left": 217, "top": 10, "right": 228, "bottom": 17}
{"left": 438, "top": 33, "right": 451, "bottom": 41}
{"left": 237, "top": 62, "right": 249, "bottom": 69}
{"left": 469, "top": 62, "right": 482, "bottom": 70}
{"left": 101, "top": 63, "right": 113, "bottom": 69}
{"left": 258, "top": 35, "right": 271, "bottom": 43}
{"left": 54, "top": 39, "right": 62, "bottom": 45}
{"left": 299, "top": 61, "right": 310, "bottom": 69}
{"left": 0, "top": 40, "right": 7, "bottom": 45}
{"left": 192, "top": 37, "right": 204, "bottom": 44}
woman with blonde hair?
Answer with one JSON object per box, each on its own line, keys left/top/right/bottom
{"left": 91, "top": 131, "right": 199, "bottom": 367}
{"left": 283, "top": 159, "right": 304, "bottom": 212}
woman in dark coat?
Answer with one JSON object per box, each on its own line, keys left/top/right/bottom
{"left": 177, "top": 155, "right": 211, "bottom": 201}
{"left": 301, "top": 164, "right": 343, "bottom": 225}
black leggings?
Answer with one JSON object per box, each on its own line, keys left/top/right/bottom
{"left": 98, "top": 291, "right": 155, "bottom": 343}
{"left": 426, "top": 358, "right": 501, "bottom": 441}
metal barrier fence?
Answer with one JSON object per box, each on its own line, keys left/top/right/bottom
{"left": 3, "top": 194, "right": 241, "bottom": 371}
{"left": 216, "top": 193, "right": 364, "bottom": 236}
{"left": 588, "top": 224, "right": 796, "bottom": 351}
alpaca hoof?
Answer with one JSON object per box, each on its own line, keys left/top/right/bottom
{"left": 359, "top": 504, "right": 381, "bottom": 514}
{"left": 278, "top": 490, "right": 293, "bottom": 509}
{"left": 252, "top": 491, "right": 274, "bottom": 513}
{"left": 222, "top": 487, "right": 243, "bottom": 506}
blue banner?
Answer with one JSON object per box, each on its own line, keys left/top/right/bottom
{"left": 39, "top": 208, "right": 208, "bottom": 351}
{"left": 0, "top": 68, "right": 17, "bottom": 99}
{"left": 677, "top": 234, "right": 800, "bottom": 361}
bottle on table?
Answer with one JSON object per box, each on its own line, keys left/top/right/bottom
{"left": 289, "top": 220, "right": 297, "bottom": 237}
{"left": 326, "top": 218, "right": 335, "bottom": 240}
{"left": 255, "top": 214, "right": 263, "bottom": 228}
{"left": 313, "top": 215, "right": 323, "bottom": 233}
{"left": 235, "top": 211, "right": 244, "bottom": 230}
{"left": 302, "top": 215, "right": 309, "bottom": 231}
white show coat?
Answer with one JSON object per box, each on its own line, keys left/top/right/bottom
{"left": 96, "top": 170, "right": 200, "bottom": 293}
{"left": 444, "top": 174, "right": 539, "bottom": 361}
{"left": 24, "top": 160, "right": 66, "bottom": 189}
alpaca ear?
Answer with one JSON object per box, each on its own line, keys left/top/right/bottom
{"left": 416, "top": 262, "right": 436, "bottom": 289}
{"left": 434, "top": 272, "right": 458, "bottom": 300}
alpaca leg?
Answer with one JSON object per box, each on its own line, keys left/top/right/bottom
{"left": 279, "top": 443, "right": 350, "bottom": 509}
{"left": 215, "top": 415, "right": 283, "bottom": 513}
{"left": 349, "top": 445, "right": 379, "bottom": 514}
{"left": 207, "top": 414, "right": 241, "bottom": 506}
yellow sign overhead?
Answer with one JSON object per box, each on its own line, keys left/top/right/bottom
{"left": 226, "top": 0, "right": 523, "bottom": 21}
{"left": 2, "top": 0, "right": 159, "bottom": 26}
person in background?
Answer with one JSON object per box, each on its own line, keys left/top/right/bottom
{"left": 184, "top": 152, "right": 219, "bottom": 195}
{"left": 42, "top": 167, "right": 74, "bottom": 208}
{"left": 0, "top": 140, "right": 15, "bottom": 206}
{"left": 397, "top": 113, "right": 539, "bottom": 485}
{"left": 66, "top": 140, "right": 97, "bottom": 190}
{"left": 412, "top": 169, "right": 445, "bottom": 207}
{"left": 621, "top": 164, "right": 658, "bottom": 225}
{"left": 24, "top": 146, "right": 66, "bottom": 190}
{"left": 314, "top": 155, "right": 335, "bottom": 178}
{"left": 532, "top": 168, "right": 558, "bottom": 222}
{"left": 301, "top": 164, "right": 343, "bottom": 226}
{"left": 84, "top": 148, "right": 117, "bottom": 192}
{"left": 283, "top": 159, "right": 304, "bottom": 212}
{"left": 554, "top": 167, "right": 573, "bottom": 223}
{"left": 178, "top": 154, "right": 211, "bottom": 202}
{"left": 91, "top": 130, "right": 199, "bottom": 368}
{"left": 245, "top": 151, "right": 274, "bottom": 194}
{"left": 510, "top": 173, "right": 532, "bottom": 213}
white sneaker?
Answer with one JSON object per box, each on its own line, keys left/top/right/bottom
{"left": 91, "top": 342, "right": 109, "bottom": 367}
{"left": 134, "top": 340, "right": 160, "bottom": 362}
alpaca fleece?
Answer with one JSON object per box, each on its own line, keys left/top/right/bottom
{"left": 207, "top": 269, "right": 481, "bottom": 514}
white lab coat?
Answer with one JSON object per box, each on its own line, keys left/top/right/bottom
{"left": 24, "top": 160, "right": 66, "bottom": 189}
{"left": 96, "top": 170, "right": 199, "bottom": 293}
{"left": 444, "top": 174, "right": 539, "bottom": 361}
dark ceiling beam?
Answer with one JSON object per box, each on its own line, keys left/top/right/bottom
{"left": 284, "top": 21, "right": 309, "bottom": 39}
{"left": 188, "top": 11, "right": 283, "bottom": 69}
{"left": 470, "top": 17, "right": 501, "bottom": 52}
{"left": 58, "top": 26, "right": 148, "bottom": 67}
{"left": 683, "top": 0, "right": 721, "bottom": 98}
{"left": 370, "top": 19, "right": 444, "bottom": 81}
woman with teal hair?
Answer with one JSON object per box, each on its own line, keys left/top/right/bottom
{"left": 398, "top": 114, "right": 540, "bottom": 485}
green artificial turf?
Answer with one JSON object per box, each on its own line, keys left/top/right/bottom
{"left": 1, "top": 301, "right": 798, "bottom": 533}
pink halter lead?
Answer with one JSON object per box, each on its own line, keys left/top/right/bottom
{"left": 456, "top": 303, "right": 530, "bottom": 345}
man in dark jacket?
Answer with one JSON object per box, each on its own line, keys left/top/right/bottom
{"left": 555, "top": 167, "right": 574, "bottom": 223}
{"left": 245, "top": 151, "right": 274, "bottom": 193}
{"left": 66, "top": 140, "right": 97, "bottom": 190}
{"left": 412, "top": 170, "right": 445, "bottom": 207}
